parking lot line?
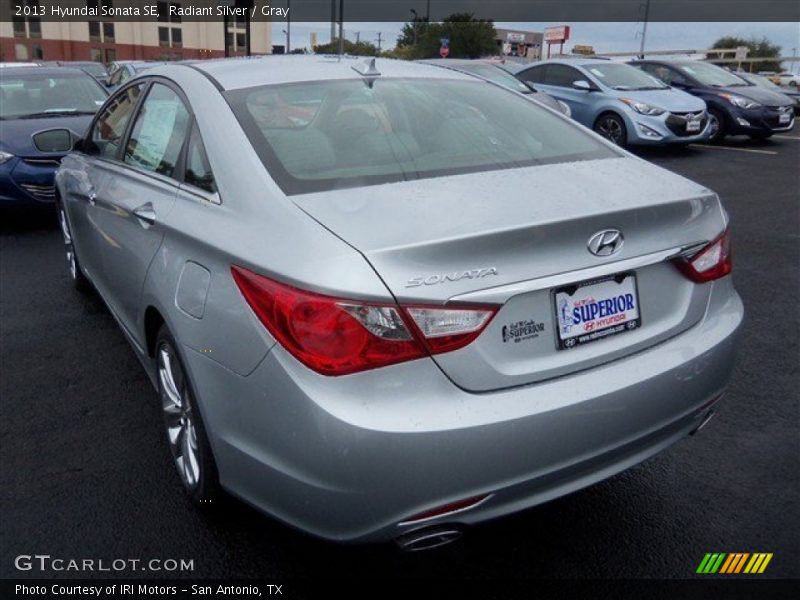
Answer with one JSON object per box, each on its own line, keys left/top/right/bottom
{"left": 689, "top": 144, "right": 778, "bottom": 155}
{"left": 773, "top": 135, "right": 800, "bottom": 140}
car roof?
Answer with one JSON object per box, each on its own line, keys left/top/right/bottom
{"left": 181, "top": 55, "right": 475, "bottom": 90}
{"left": 0, "top": 66, "right": 90, "bottom": 77}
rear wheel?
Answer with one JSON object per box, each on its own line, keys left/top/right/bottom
{"left": 593, "top": 113, "right": 627, "bottom": 146}
{"left": 706, "top": 108, "right": 727, "bottom": 144}
{"left": 57, "top": 201, "right": 91, "bottom": 293}
{"left": 156, "top": 326, "right": 220, "bottom": 505}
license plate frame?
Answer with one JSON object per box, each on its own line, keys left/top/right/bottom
{"left": 779, "top": 112, "right": 791, "bottom": 125}
{"left": 553, "top": 272, "right": 642, "bottom": 350}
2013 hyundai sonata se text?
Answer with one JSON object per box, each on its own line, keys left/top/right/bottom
{"left": 53, "top": 56, "right": 743, "bottom": 549}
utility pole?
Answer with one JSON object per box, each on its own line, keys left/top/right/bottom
{"left": 426, "top": 0, "right": 431, "bottom": 21}
{"left": 410, "top": 9, "right": 418, "bottom": 45}
{"left": 355, "top": 31, "right": 360, "bottom": 43}
{"left": 638, "top": 0, "right": 651, "bottom": 59}
{"left": 376, "top": 32, "right": 383, "bottom": 53}
{"left": 338, "top": 0, "right": 344, "bottom": 55}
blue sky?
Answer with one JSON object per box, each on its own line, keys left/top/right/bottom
{"left": 273, "top": 21, "right": 800, "bottom": 69}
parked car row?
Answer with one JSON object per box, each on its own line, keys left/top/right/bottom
{"left": 13, "top": 55, "right": 744, "bottom": 548}
{"left": 511, "top": 58, "right": 796, "bottom": 145}
{"left": 0, "top": 59, "right": 165, "bottom": 90}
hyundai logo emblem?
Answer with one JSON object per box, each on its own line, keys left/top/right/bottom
{"left": 587, "top": 229, "right": 624, "bottom": 257}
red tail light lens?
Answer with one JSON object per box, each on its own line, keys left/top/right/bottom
{"left": 674, "top": 229, "right": 732, "bottom": 283}
{"left": 231, "top": 266, "right": 497, "bottom": 376}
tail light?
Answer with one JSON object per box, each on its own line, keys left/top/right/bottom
{"left": 674, "top": 229, "right": 732, "bottom": 283}
{"left": 231, "top": 266, "right": 497, "bottom": 376}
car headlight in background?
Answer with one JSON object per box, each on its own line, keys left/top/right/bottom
{"left": 717, "top": 93, "right": 762, "bottom": 109}
{"left": 0, "top": 151, "right": 15, "bottom": 165}
{"left": 556, "top": 100, "right": 572, "bottom": 117}
{"left": 619, "top": 98, "right": 665, "bottom": 116}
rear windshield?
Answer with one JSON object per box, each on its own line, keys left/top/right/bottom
{"left": 226, "top": 78, "right": 618, "bottom": 195}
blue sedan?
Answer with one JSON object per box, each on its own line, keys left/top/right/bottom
{"left": 0, "top": 67, "right": 107, "bottom": 207}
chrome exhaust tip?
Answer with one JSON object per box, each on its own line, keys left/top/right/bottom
{"left": 394, "top": 526, "right": 464, "bottom": 552}
{"left": 690, "top": 410, "right": 716, "bottom": 436}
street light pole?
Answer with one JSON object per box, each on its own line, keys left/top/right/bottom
{"left": 410, "top": 8, "right": 418, "bottom": 45}
{"left": 286, "top": 0, "right": 291, "bottom": 53}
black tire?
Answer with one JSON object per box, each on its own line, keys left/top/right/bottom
{"left": 155, "top": 326, "right": 220, "bottom": 506}
{"left": 56, "top": 200, "right": 92, "bottom": 293}
{"left": 706, "top": 108, "right": 727, "bottom": 144}
{"left": 593, "top": 112, "right": 628, "bottom": 146}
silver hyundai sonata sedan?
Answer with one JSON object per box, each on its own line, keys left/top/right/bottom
{"left": 54, "top": 56, "right": 743, "bottom": 549}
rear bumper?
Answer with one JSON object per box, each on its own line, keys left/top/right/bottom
{"left": 183, "top": 278, "right": 743, "bottom": 543}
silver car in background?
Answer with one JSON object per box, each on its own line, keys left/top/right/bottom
{"left": 53, "top": 56, "right": 742, "bottom": 549}
{"left": 419, "top": 58, "right": 572, "bottom": 116}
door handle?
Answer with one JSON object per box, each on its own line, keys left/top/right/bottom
{"left": 132, "top": 202, "right": 156, "bottom": 227}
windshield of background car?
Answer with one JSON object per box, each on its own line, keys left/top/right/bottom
{"left": 227, "top": 78, "right": 618, "bottom": 195}
{"left": 0, "top": 72, "right": 106, "bottom": 119}
{"left": 80, "top": 63, "right": 108, "bottom": 78}
{"left": 583, "top": 63, "right": 668, "bottom": 90}
{"left": 677, "top": 62, "right": 749, "bottom": 87}
{"left": 458, "top": 64, "right": 532, "bottom": 93}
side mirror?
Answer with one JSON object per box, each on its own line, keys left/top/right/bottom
{"left": 572, "top": 80, "right": 593, "bottom": 91}
{"left": 32, "top": 128, "right": 79, "bottom": 153}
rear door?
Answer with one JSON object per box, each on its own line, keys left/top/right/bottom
{"left": 92, "top": 80, "right": 190, "bottom": 333}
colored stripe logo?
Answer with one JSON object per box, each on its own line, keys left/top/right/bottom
{"left": 696, "top": 553, "right": 773, "bottom": 574}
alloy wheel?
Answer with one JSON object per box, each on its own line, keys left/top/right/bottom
{"left": 597, "top": 116, "right": 624, "bottom": 145}
{"left": 158, "top": 344, "right": 201, "bottom": 491}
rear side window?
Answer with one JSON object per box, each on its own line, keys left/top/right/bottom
{"left": 184, "top": 123, "right": 216, "bottom": 193}
{"left": 542, "top": 65, "right": 583, "bottom": 88}
{"left": 519, "top": 66, "right": 545, "bottom": 84}
{"left": 123, "top": 83, "right": 190, "bottom": 178}
{"left": 89, "top": 83, "right": 143, "bottom": 159}
{"left": 227, "top": 78, "right": 618, "bottom": 195}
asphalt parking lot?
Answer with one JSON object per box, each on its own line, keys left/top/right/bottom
{"left": 1, "top": 134, "right": 798, "bottom": 582}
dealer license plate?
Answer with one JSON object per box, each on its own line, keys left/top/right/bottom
{"left": 779, "top": 112, "right": 791, "bottom": 124}
{"left": 686, "top": 119, "right": 701, "bottom": 132}
{"left": 554, "top": 273, "right": 641, "bottom": 350}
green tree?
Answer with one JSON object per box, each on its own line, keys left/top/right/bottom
{"left": 708, "top": 36, "right": 782, "bottom": 72}
{"left": 395, "top": 13, "right": 497, "bottom": 60}
{"left": 313, "top": 39, "right": 379, "bottom": 57}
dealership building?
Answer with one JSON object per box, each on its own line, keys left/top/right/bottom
{"left": 1, "top": 2, "right": 271, "bottom": 63}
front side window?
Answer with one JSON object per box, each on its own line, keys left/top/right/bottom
{"left": 123, "top": 83, "right": 190, "bottom": 178}
{"left": 89, "top": 83, "right": 143, "bottom": 159}
{"left": 227, "top": 78, "right": 618, "bottom": 195}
